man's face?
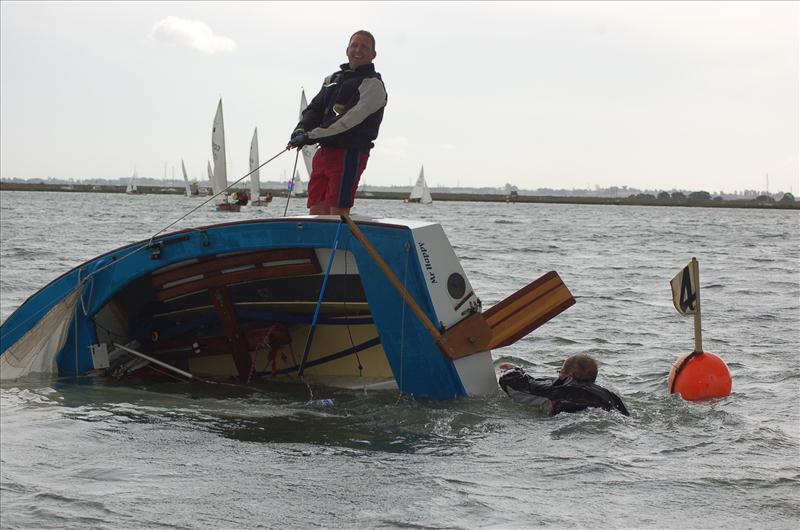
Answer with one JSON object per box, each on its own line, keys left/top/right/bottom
{"left": 346, "top": 34, "right": 376, "bottom": 70}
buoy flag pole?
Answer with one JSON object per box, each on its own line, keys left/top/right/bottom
{"left": 668, "top": 257, "right": 732, "bottom": 400}
{"left": 691, "top": 257, "right": 702, "bottom": 354}
{"left": 669, "top": 257, "right": 702, "bottom": 352}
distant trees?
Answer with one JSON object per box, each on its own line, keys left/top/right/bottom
{"left": 688, "top": 191, "right": 712, "bottom": 201}
{"left": 779, "top": 192, "right": 796, "bottom": 204}
{"left": 657, "top": 191, "right": 671, "bottom": 199}
{"left": 671, "top": 192, "right": 686, "bottom": 201}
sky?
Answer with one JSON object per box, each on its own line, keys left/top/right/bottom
{"left": 1, "top": 1, "right": 798, "bottom": 193}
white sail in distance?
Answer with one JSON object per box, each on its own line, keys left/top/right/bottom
{"left": 211, "top": 98, "right": 228, "bottom": 204}
{"left": 126, "top": 167, "right": 138, "bottom": 194}
{"left": 409, "top": 165, "right": 432, "bottom": 204}
{"left": 181, "top": 159, "right": 192, "bottom": 197}
{"left": 299, "top": 89, "right": 318, "bottom": 177}
{"left": 249, "top": 127, "right": 260, "bottom": 200}
{"left": 293, "top": 170, "right": 305, "bottom": 196}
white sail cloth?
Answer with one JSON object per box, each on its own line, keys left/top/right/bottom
{"left": 249, "top": 127, "right": 260, "bottom": 200}
{"left": 181, "top": 159, "right": 192, "bottom": 197}
{"left": 0, "top": 288, "right": 82, "bottom": 380}
{"left": 211, "top": 99, "right": 228, "bottom": 204}
{"left": 409, "top": 166, "right": 432, "bottom": 204}
{"left": 299, "top": 89, "right": 318, "bottom": 177}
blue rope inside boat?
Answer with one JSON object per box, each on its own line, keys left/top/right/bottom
{"left": 297, "top": 220, "right": 343, "bottom": 376}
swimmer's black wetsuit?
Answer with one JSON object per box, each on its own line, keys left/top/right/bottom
{"left": 499, "top": 367, "right": 630, "bottom": 416}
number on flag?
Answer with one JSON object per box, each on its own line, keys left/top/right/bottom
{"left": 670, "top": 261, "right": 698, "bottom": 315}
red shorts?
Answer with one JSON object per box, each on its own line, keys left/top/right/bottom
{"left": 306, "top": 147, "right": 369, "bottom": 209}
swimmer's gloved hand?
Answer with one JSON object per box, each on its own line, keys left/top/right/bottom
{"left": 498, "top": 366, "right": 526, "bottom": 393}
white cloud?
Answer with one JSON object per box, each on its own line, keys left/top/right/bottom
{"left": 148, "top": 16, "right": 236, "bottom": 54}
{"left": 371, "top": 135, "right": 410, "bottom": 158}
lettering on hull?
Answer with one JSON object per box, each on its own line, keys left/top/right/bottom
{"left": 417, "top": 242, "right": 437, "bottom": 284}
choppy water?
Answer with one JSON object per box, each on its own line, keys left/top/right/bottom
{"left": 1, "top": 190, "right": 798, "bottom": 529}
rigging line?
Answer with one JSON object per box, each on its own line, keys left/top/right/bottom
{"left": 297, "top": 221, "right": 344, "bottom": 377}
{"left": 80, "top": 243, "right": 149, "bottom": 286}
{"left": 64, "top": 147, "right": 289, "bottom": 307}
{"left": 342, "top": 237, "right": 363, "bottom": 378}
{"left": 79, "top": 274, "right": 95, "bottom": 316}
{"left": 150, "top": 147, "right": 290, "bottom": 243}
{"left": 395, "top": 241, "right": 410, "bottom": 405}
{"left": 2, "top": 151, "right": 287, "bottom": 351}
{"left": 283, "top": 148, "right": 302, "bottom": 217}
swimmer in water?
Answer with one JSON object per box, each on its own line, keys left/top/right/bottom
{"left": 498, "top": 354, "right": 629, "bottom": 416}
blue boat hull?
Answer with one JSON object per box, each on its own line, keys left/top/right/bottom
{"left": 1, "top": 217, "right": 498, "bottom": 399}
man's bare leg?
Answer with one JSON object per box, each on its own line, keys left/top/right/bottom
{"left": 330, "top": 206, "right": 351, "bottom": 216}
{"left": 309, "top": 203, "right": 331, "bottom": 215}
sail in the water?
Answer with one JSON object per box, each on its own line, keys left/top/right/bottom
{"left": 211, "top": 98, "right": 228, "bottom": 204}
{"left": 249, "top": 127, "right": 260, "bottom": 201}
{"left": 298, "top": 89, "right": 318, "bottom": 177}
{"left": 408, "top": 165, "right": 432, "bottom": 204}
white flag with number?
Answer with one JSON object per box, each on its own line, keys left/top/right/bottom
{"left": 670, "top": 260, "right": 698, "bottom": 315}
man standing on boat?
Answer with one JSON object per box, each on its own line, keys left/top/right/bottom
{"left": 288, "top": 30, "right": 387, "bottom": 215}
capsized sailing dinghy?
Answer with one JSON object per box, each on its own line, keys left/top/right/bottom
{"left": 0, "top": 215, "right": 575, "bottom": 399}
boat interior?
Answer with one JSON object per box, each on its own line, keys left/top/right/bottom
{"left": 92, "top": 247, "right": 396, "bottom": 389}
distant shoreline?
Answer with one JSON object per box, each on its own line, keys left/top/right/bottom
{"left": 1, "top": 182, "right": 797, "bottom": 210}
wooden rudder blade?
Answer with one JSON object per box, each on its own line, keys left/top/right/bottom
{"left": 482, "top": 271, "right": 575, "bottom": 350}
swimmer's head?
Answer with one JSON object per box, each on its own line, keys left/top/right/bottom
{"left": 560, "top": 354, "right": 598, "bottom": 382}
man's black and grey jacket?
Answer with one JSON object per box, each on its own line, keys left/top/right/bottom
{"left": 294, "top": 63, "right": 387, "bottom": 152}
{"left": 499, "top": 367, "right": 630, "bottom": 416}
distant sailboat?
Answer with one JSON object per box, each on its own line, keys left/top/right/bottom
{"left": 212, "top": 98, "right": 239, "bottom": 211}
{"left": 126, "top": 168, "right": 138, "bottom": 194}
{"left": 504, "top": 183, "right": 519, "bottom": 203}
{"left": 181, "top": 159, "right": 198, "bottom": 197}
{"left": 292, "top": 170, "right": 307, "bottom": 197}
{"left": 407, "top": 165, "right": 432, "bottom": 204}
{"left": 248, "top": 127, "right": 270, "bottom": 205}
{"left": 299, "top": 89, "right": 318, "bottom": 178}
{"left": 206, "top": 160, "right": 214, "bottom": 195}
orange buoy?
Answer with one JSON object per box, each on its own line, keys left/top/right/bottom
{"left": 668, "top": 351, "right": 732, "bottom": 401}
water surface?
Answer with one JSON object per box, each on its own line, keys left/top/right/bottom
{"left": 1, "top": 191, "right": 798, "bottom": 528}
